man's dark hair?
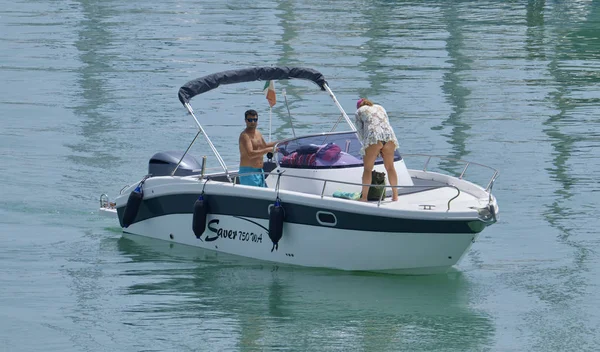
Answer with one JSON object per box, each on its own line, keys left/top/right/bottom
{"left": 244, "top": 109, "right": 258, "bottom": 119}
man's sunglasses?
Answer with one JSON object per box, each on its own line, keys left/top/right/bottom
{"left": 246, "top": 118, "right": 258, "bottom": 122}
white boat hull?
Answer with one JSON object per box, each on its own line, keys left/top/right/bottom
{"left": 123, "top": 212, "right": 479, "bottom": 274}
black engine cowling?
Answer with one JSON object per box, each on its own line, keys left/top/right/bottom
{"left": 148, "top": 151, "right": 203, "bottom": 176}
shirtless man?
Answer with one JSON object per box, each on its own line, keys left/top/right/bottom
{"left": 238, "top": 109, "right": 278, "bottom": 187}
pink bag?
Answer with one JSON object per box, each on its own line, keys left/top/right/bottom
{"left": 316, "top": 143, "right": 342, "bottom": 162}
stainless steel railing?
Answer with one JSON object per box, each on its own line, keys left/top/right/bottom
{"left": 226, "top": 170, "right": 461, "bottom": 210}
{"left": 402, "top": 153, "right": 499, "bottom": 192}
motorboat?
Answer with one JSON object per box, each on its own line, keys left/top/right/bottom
{"left": 99, "top": 66, "right": 499, "bottom": 275}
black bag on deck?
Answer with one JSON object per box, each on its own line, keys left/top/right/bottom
{"left": 367, "top": 170, "right": 386, "bottom": 201}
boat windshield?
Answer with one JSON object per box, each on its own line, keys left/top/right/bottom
{"left": 275, "top": 131, "right": 401, "bottom": 169}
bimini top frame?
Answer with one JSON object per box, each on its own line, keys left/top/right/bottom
{"left": 174, "top": 66, "right": 356, "bottom": 176}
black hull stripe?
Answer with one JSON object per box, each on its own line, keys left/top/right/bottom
{"left": 117, "top": 193, "right": 484, "bottom": 234}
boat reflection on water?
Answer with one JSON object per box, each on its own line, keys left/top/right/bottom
{"left": 116, "top": 234, "right": 494, "bottom": 351}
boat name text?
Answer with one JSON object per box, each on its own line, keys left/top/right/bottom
{"left": 205, "top": 219, "right": 263, "bottom": 243}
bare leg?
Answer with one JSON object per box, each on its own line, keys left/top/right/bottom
{"left": 359, "top": 143, "right": 382, "bottom": 202}
{"left": 381, "top": 142, "right": 398, "bottom": 201}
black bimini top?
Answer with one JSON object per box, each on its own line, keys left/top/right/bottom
{"left": 178, "top": 66, "right": 327, "bottom": 106}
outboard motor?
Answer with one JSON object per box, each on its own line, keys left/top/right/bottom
{"left": 148, "top": 151, "right": 203, "bottom": 176}
{"left": 268, "top": 198, "right": 285, "bottom": 251}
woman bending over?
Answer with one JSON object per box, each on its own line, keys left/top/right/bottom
{"left": 354, "top": 98, "right": 400, "bottom": 202}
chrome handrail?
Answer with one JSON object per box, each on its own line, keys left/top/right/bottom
{"left": 119, "top": 184, "right": 130, "bottom": 194}
{"left": 402, "top": 153, "right": 499, "bottom": 192}
{"left": 225, "top": 170, "right": 463, "bottom": 208}
{"left": 100, "top": 194, "right": 109, "bottom": 208}
{"left": 192, "top": 152, "right": 498, "bottom": 208}
{"left": 486, "top": 171, "right": 499, "bottom": 192}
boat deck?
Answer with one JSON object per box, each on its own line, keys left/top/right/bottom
{"left": 201, "top": 170, "right": 488, "bottom": 214}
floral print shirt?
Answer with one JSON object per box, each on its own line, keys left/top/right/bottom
{"left": 354, "top": 104, "right": 399, "bottom": 155}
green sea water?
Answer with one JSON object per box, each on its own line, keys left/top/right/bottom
{"left": 1, "top": 1, "right": 599, "bottom": 351}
